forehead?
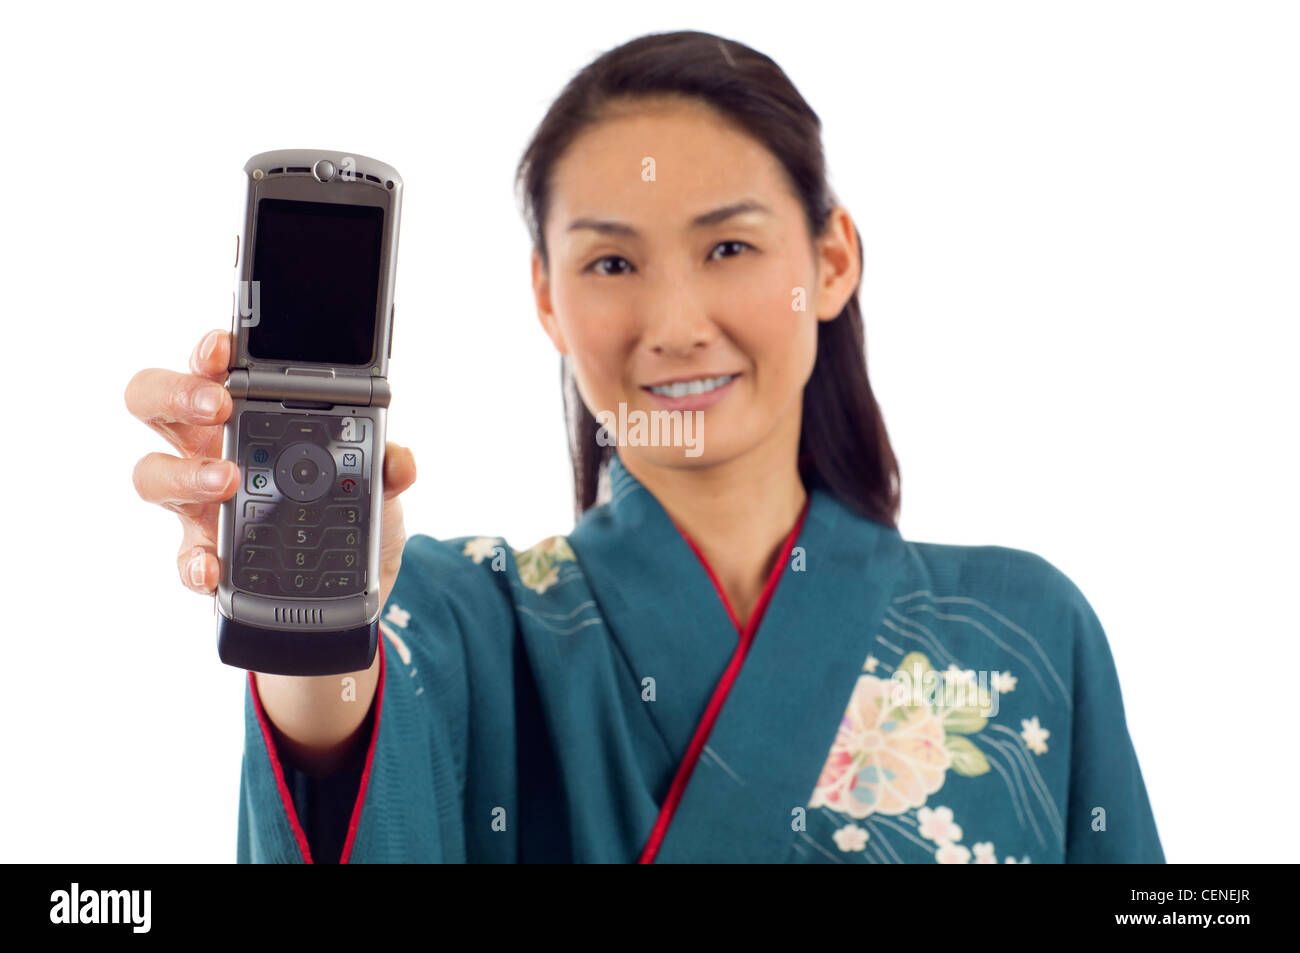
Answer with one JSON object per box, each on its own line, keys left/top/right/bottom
{"left": 546, "top": 98, "right": 796, "bottom": 237}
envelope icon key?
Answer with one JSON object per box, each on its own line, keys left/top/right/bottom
{"left": 338, "top": 449, "right": 363, "bottom": 475}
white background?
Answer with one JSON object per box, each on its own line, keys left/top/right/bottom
{"left": 2, "top": 0, "right": 1295, "bottom": 862}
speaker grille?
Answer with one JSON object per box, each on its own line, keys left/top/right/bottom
{"left": 274, "top": 606, "right": 326, "bottom": 624}
{"left": 263, "top": 166, "right": 378, "bottom": 184}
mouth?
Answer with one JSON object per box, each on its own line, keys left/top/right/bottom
{"left": 640, "top": 372, "right": 741, "bottom": 411}
{"left": 642, "top": 373, "right": 740, "bottom": 398}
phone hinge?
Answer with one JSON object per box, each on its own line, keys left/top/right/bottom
{"left": 228, "top": 367, "right": 391, "bottom": 407}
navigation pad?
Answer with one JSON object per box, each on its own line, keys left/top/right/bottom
{"left": 234, "top": 411, "right": 372, "bottom": 597}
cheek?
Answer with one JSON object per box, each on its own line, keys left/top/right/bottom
{"left": 553, "top": 277, "right": 608, "bottom": 351}
{"left": 725, "top": 261, "right": 820, "bottom": 390}
{"left": 552, "top": 285, "right": 635, "bottom": 409}
{"left": 731, "top": 256, "right": 808, "bottom": 319}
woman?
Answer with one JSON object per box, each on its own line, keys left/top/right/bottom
{"left": 126, "top": 30, "right": 1164, "bottom": 864}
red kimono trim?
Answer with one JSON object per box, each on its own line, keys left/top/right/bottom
{"left": 638, "top": 497, "right": 811, "bottom": 863}
{"left": 247, "top": 632, "right": 387, "bottom": 864}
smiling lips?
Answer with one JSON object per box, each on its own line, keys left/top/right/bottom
{"left": 641, "top": 372, "right": 740, "bottom": 410}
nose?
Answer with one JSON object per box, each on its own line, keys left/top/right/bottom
{"left": 641, "top": 274, "right": 716, "bottom": 358}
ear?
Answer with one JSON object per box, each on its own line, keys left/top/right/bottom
{"left": 812, "top": 206, "right": 862, "bottom": 322}
{"left": 532, "top": 247, "right": 569, "bottom": 355}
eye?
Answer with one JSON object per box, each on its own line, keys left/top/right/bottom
{"left": 584, "top": 241, "right": 754, "bottom": 276}
{"left": 709, "top": 240, "right": 753, "bottom": 261}
{"left": 584, "top": 255, "right": 633, "bottom": 276}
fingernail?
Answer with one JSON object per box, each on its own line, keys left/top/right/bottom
{"left": 200, "top": 461, "right": 231, "bottom": 491}
{"left": 188, "top": 552, "right": 206, "bottom": 588}
{"left": 193, "top": 385, "right": 223, "bottom": 416}
{"left": 199, "top": 330, "right": 218, "bottom": 362}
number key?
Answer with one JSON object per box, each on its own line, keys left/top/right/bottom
{"left": 240, "top": 545, "right": 276, "bottom": 569}
{"left": 284, "top": 525, "right": 320, "bottom": 546}
{"left": 283, "top": 503, "right": 324, "bottom": 526}
{"left": 237, "top": 568, "right": 281, "bottom": 594}
{"left": 244, "top": 524, "right": 279, "bottom": 544}
{"left": 319, "top": 571, "right": 361, "bottom": 595}
{"left": 282, "top": 548, "right": 322, "bottom": 572}
{"left": 282, "top": 571, "right": 319, "bottom": 593}
{"left": 323, "top": 527, "right": 363, "bottom": 548}
{"left": 320, "top": 549, "right": 361, "bottom": 571}
{"left": 327, "top": 504, "right": 361, "bottom": 525}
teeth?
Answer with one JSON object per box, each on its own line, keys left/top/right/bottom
{"left": 648, "top": 374, "right": 735, "bottom": 398}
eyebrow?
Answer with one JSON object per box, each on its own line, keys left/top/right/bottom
{"left": 565, "top": 200, "right": 772, "bottom": 238}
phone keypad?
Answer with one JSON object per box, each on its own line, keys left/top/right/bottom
{"left": 233, "top": 411, "right": 372, "bottom": 597}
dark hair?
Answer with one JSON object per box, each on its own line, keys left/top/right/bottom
{"left": 514, "top": 30, "right": 901, "bottom": 528}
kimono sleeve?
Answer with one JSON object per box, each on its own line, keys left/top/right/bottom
{"left": 236, "top": 533, "right": 488, "bottom": 863}
{"left": 1053, "top": 566, "right": 1166, "bottom": 863}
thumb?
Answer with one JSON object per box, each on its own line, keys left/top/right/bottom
{"left": 382, "top": 443, "right": 417, "bottom": 500}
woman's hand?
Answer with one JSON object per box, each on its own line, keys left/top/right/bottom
{"left": 125, "top": 328, "right": 417, "bottom": 607}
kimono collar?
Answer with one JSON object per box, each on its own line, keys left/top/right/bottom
{"left": 569, "top": 451, "right": 909, "bottom": 860}
{"left": 590, "top": 450, "right": 899, "bottom": 560}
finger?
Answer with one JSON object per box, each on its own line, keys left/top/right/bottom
{"left": 177, "top": 521, "right": 220, "bottom": 594}
{"left": 382, "top": 443, "right": 417, "bottom": 500}
{"left": 379, "top": 494, "right": 406, "bottom": 579}
{"left": 158, "top": 492, "right": 224, "bottom": 548}
{"left": 189, "top": 329, "right": 232, "bottom": 382}
{"left": 125, "top": 367, "right": 231, "bottom": 456}
{"left": 125, "top": 367, "right": 231, "bottom": 427}
{"left": 134, "top": 451, "right": 239, "bottom": 507}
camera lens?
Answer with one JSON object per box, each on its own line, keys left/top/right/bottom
{"left": 291, "top": 458, "right": 319, "bottom": 484}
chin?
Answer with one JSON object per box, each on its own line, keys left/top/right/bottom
{"left": 619, "top": 430, "right": 749, "bottom": 471}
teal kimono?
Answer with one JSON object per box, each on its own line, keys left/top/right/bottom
{"left": 236, "top": 454, "right": 1165, "bottom": 863}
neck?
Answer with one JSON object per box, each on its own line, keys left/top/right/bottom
{"left": 618, "top": 416, "right": 808, "bottom": 632}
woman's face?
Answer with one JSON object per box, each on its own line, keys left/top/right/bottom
{"left": 534, "top": 96, "right": 860, "bottom": 474}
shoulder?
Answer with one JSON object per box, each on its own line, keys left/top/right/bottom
{"left": 889, "top": 537, "right": 1122, "bottom": 720}
{"left": 902, "top": 537, "right": 1078, "bottom": 593}
{"left": 897, "top": 537, "right": 1098, "bottom": 642}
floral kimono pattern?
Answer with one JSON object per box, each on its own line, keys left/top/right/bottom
{"left": 808, "top": 651, "right": 1043, "bottom": 863}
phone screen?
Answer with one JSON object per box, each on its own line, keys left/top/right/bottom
{"left": 248, "top": 198, "right": 384, "bottom": 365}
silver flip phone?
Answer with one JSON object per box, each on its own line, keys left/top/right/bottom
{"left": 216, "top": 149, "right": 402, "bottom": 676}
